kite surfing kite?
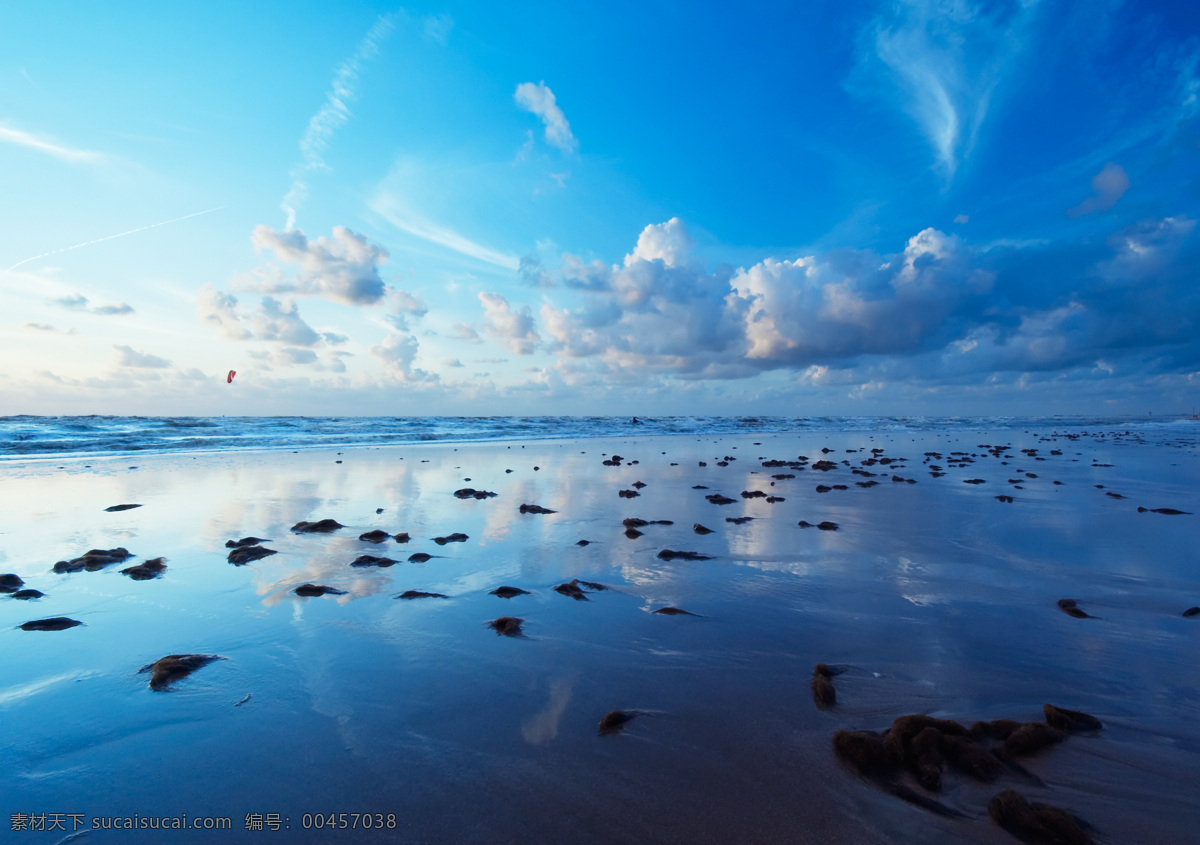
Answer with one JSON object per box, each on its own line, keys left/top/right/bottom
{"left": 227, "top": 370, "right": 236, "bottom": 384}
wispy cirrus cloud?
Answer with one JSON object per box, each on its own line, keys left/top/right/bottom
{"left": 0, "top": 124, "right": 102, "bottom": 164}
{"left": 281, "top": 13, "right": 398, "bottom": 229}
{"left": 371, "top": 191, "right": 520, "bottom": 270}
{"left": 856, "top": 0, "right": 1040, "bottom": 182}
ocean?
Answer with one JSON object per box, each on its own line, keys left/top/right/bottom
{"left": 1, "top": 414, "right": 1196, "bottom": 459}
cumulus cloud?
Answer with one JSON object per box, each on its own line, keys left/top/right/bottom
{"left": 371, "top": 332, "right": 435, "bottom": 382}
{"left": 197, "top": 284, "right": 251, "bottom": 340}
{"left": 113, "top": 345, "right": 171, "bottom": 368}
{"left": 514, "top": 81, "right": 578, "bottom": 154}
{"left": 450, "top": 322, "right": 484, "bottom": 344}
{"left": 52, "top": 293, "right": 134, "bottom": 315}
{"left": 479, "top": 292, "right": 541, "bottom": 355}
{"left": 252, "top": 297, "right": 321, "bottom": 346}
{"left": 1068, "top": 162, "right": 1131, "bottom": 217}
{"left": 529, "top": 214, "right": 1200, "bottom": 386}
{"left": 384, "top": 288, "right": 429, "bottom": 330}
{"left": 245, "top": 225, "right": 388, "bottom": 305}
{"left": 518, "top": 254, "right": 554, "bottom": 288}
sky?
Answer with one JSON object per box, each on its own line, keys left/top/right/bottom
{"left": 3, "top": 0, "right": 1200, "bottom": 417}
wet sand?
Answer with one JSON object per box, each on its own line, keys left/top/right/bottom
{"left": 1, "top": 428, "right": 1198, "bottom": 843}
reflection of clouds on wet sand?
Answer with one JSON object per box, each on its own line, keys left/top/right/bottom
{"left": 522, "top": 676, "right": 575, "bottom": 745}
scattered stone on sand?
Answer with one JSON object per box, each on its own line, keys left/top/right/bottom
{"left": 519, "top": 503, "right": 557, "bottom": 514}
{"left": 693, "top": 523, "right": 714, "bottom": 534}
{"left": 358, "top": 530, "right": 393, "bottom": 543}
{"left": 576, "top": 539, "right": 591, "bottom": 546}
{"left": 1042, "top": 703, "right": 1102, "bottom": 732}
{"left": 964, "top": 478, "right": 986, "bottom": 484}
{"left": 1057, "top": 598, "right": 1096, "bottom": 619}
{"left": 140, "top": 654, "right": 225, "bottom": 691}
{"left": 632, "top": 481, "right": 647, "bottom": 489}
{"left": 1003, "top": 722, "right": 1065, "bottom": 756}
{"left": 454, "top": 488, "right": 497, "bottom": 499}
{"left": 996, "top": 495, "right": 1014, "bottom": 503}
{"left": 104, "top": 503, "right": 142, "bottom": 512}
{"left": 227, "top": 546, "right": 277, "bottom": 565}
{"left": 766, "top": 495, "right": 786, "bottom": 502}
{"left": 618, "top": 489, "right": 640, "bottom": 498}
{"left": 397, "top": 590, "right": 447, "bottom": 599}
{"left": 20, "top": 616, "right": 82, "bottom": 631}
{"left": 121, "top": 557, "right": 167, "bottom": 580}
{"left": 394, "top": 532, "right": 411, "bottom": 543}
{"left": 625, "top": 527, "right": 643, "bottom": 539}
{"left": 653, "top": 607, "right": 698, "bottom": 616}
{"left": 291, "top": 519, "right": 344, "bottom": 533}
{"left": 598, "top": 710, "right": 635, "bottom": 735}
{"left": 575, "top": 579, "right": 606, "bottom": 591}
{"left": 408, "top": 552, "right": 433, "bottom": 563}
{"left": 491, "top": 586, "right": 531, "bottom": 598}
{"left": 832, "top": 730, "right": 965, "bottom": 817}
{"left": 972, "top": 719, "right": 1024, "bottom": 740}
{"left": 0, "top": 573, "right": 25, "bottom": 592}
{"left": 433, "top": 533, "right": 469, "bottom": 545}
{"left": 554, "top": 582, "right": 589, "bottom": 600}
{"left": 53, "top": 548, "right": 133, "bottom": 573}
{"left": 489, "top": 616, "right": 524, "bottom": 636}
{"left": 988, "top": 789, "right": 1093, "bottom": 845}
{"left": 225, "top": 537, "right": 270, "bottom": 548}
{"left": 816, "top": 485, "right": 832, "bottom": 493}
{"left": 1183, "top": 606, "right": 1200, "bottom": 618}
{"left": 1137, "top": 507, "right": 1191, "bottom": 515}
{"left": 293, "top": 583, "right": 347, "bottom": 597}
{"left": 725, "top": 516, "right": 754, "bottom": 525}
{"left": 692, "top": 485, "right": 709, "bottom": 490}
{"left": 705, "top": 493, "right": 736, "bottom": 505}
{"left": 10, "top": 589, "right": 44, "bottom": 600}
{"left": 940, "top": 734, "right": 1003, "bottom": 782}
{"left": 657, "top": 549, "right": 712, "bottom": 561}
{"left": 741, "top": 490, "right": 767, "bottom": 499}
{"left": 817, "top": 521, "right": 839, "bottom": 531}
{"left": 812, "top": 663, "right": 837, "bottom": 710}
{"left": 1105, "top": 491, "right": 1125, "bottom": 499}
{"left": 351, "top": 554, "right": 397, "bottom": 568}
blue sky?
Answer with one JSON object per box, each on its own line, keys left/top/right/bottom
{"left": 3, "top": 0, "right": 1199, "bottom": 416}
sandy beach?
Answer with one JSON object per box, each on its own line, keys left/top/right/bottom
{"left": 2, "top": 428, "right": 1198, "bottom": 843}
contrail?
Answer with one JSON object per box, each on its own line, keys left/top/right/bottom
{"left": 2, "top": 205, "right": 227, "bottom": 276}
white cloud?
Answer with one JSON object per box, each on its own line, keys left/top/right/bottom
{"left": 858, "top": 0, "right": 1039, "bottom": 181}
{"left": 51, "top": 293, "right": 134, "bottom": 315}
{"left": 450, "top": 322, "right": 484, "bottom": 344}
{"left": 1068, "top": 162, "right": 1131, "bottom": 217}
{"left": 245, "top": 225, "right": 388, "bottom": 305}
{"left": 371, "top": 192, "right": 520, "bottom": 270}
{"left": 384, "top": 288, "right": 429, "bottom": 330}
{"left": 113, "top": 345, "right": 171, "bottom": 369}
{"left": 196, "top": 284, "right": 251, "bottom": 340}
{"left": 514, "top": 81, "right": 578, "bottom": 154}
{"left": 478, "top": 292, "right": 540, "bottom": 355}
{"left": 282, "top": 14, "right": 398, "bottom": 229}
{"left": 252, "top": 297, "right": 321, "bottom": 346}
{"left": 0, "top": 124, "right": 102, "bottom": 164}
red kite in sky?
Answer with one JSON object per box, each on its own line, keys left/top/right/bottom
{"left": 227, "top": 370, "right": 236, "bottom": 384}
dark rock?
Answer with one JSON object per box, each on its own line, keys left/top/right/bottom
{"left": 351, "top": 555, "right": 397, "bottom": 567}
{"left": 816, "top": 485, "right": 832, "bottom": 493}
{"left": 575, "top": 579, "right": 606, "bottom": 591}
{"left": 996, "top": 495, "right": 1014, "bottom": 503}
{"left": 625, "top": 527, "right": 643, "bottom": 539}
{"left": 140, "top": 654, "right": 224, "bottom": 691}
{"left": 725, "top": 516, "right": 754, "bottom": 525}
{"left": 454, "top": 488, "right": 497, "bottom": 499}
{"left": 964, "top": 478, "right": 986, "bottom": 484}
{"left": 20, "top": 616, "right": 82, "bottom": 631}
{"left": 394, "top": 532, "right": 411, "bottom": 543}
{"left": 910, "top": 727, "right": 945, "bottom": 791}
{"left": 489, "top": 616, "right": 524, "bottom": 636}
{"left": 291, "top": 519, "right": 344, "bottom": 533}
{"left": 225, "top": 537, "right": 270, "bottom": 548}
{"left": 705, "top": 494, "right": 736, "bottom": 505}
{"left": 766, "top": 495, "right": 786, "bottom": 502}
{"left": 618, "top": 489, "right": 640, "bottom": 498}
{"left": 554, "top": 582, "right": 589, "bottom": 601}
{"left": 798, "top": 520, "right": 813, "bottom": 528}
{"left": 972, "top": 719, "right": 1023, "bottom": 740}
{"left": 657, "top": 549, "right": 712, "bottom": 561}
{"left": 0, "top": 573, "right": 25, "bottom": 592}
{"left": 408, "top": 552, "right": 433, "bottom": 563}
{"left": 1043, "top": 704, "right": 1102, "bottom": 732}
{"left": 227, "top": 546, "right": 277, "bottom": 565}
{"left": 1138, "top": 507, "right": 1190, "bottom": 514}
{"left": 53, "top": 548, "right": 133, "bottom": 573}
{"left": 432, "top": 533, "right": 469, "bottom": 545}
{"left": 741, "top": 490, "right": 767, "bottom": 499}
{"left": 121, "top": 557, "right": 167, "bottom": 580}
{"left": 598, "top": 710, "right": 635, "bottom": 735}
{"left": 293, "top": 583, "right": 347, "bottom": 597}
{"left": 1183, "top": 606, "right": 1200, "bottom": 618}
{"left": 358, "top": 530, "right": 392, "bottom": 543}
{"left": 397, "top": 590, "right": 447, "bottom": 599}
{"left": 1003, "top": 722, "right": 1065, "bottom": 756}
{"left": 490, "top": 586, "right": 530, "bottom": 598}
{"left": 1057, "top": 598, "right": 1096, "bottom": 619}
{"left": 632, "top": 481, "right": 647, "bottom": 489}
{"left": 692, "top": 485, "right": 708, "bottom": 489}
{"left": 988, "top": 789, "right": 1092, "bottom": 845}
{"left": 812, "top": 663, "right": 836, "bottom": 710}
{"left": 519, "top": 503, "right": 557, "bottom": 514}
{"left": 693, "top": 523, "right": 714, "bottom": 534}
{"left": 576, "top": 539, "right": 591, "bottom": 546}
{"left": 818, "top": 521, "right": 839, "bottom": 531}
{"left": 653, "top": 607, "right": 698, "bottom": 616}
{"left": 104, "top": 503, "right": 142, "bottom": 512}
{"left": 940, "top": 734, "right": 1002, "bottom": 781}
{"left": 10, "top": 589, "right": 43, "bottom": 600}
